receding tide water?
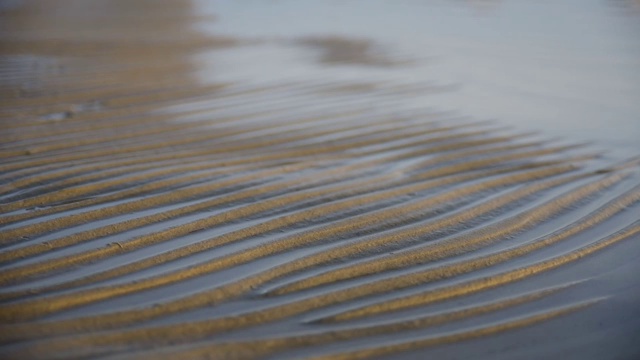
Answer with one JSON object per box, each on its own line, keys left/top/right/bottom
{"left": 197, "top": 0, "right": 640, "bottom": 157}
{"left": 0, "top": 1, "right": 639, "bottom": 359}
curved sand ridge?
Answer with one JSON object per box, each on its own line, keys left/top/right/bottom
{"left": 1, "top": 1, "right": 640, "bottom": 359}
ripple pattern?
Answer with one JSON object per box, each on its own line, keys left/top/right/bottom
{"left": 1, "top": 1, "right": 639, "bottom": 360}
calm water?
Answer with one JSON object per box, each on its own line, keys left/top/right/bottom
{"left": 195, "top": 0, "right": 640, "bottom": 159}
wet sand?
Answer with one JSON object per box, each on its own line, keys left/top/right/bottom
{"left": 1, "top": 1, "right": 640, "bottom": 359}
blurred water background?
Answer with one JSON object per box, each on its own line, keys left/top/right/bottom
{"left": 194, "top": 0, "right": 640, "bottom": 159}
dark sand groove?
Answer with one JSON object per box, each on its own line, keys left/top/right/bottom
{"left": 112, "top": 283, "right": 586, "bottom": 360}
{"left": 269, "top": 179, "right": 640, "bottom": 296}
{"left": 1, "top": 220, "right": 626, "bottom": 354}
{"left": 0, "top": 117, "right": 423, "bottom": 208}
{"left": 0, "top": 161, "right": 581, "bottom": 297}
{"left": 0, "top": 115, "right": 470, "bottom": 183}
{"left": 0, "top": 147, "right": 576, "bottom": 281}
{"left": 0, "top": 116, "right": 476, "bottom": 174}
{"left": 0, "top": 163, "right": 580, "bottom": 310}
{"left": 1, "top": 1, "right": 639, "bottom": 359}
{"left": 0, "top": 154, "right": 554, "bottom": 291}
{"left": 0, "top": 105, "right": 363, "bottom": 186}
{"left": 323, "top": 221, "right": 640, "bottom": 323}
{"left": 0, "top": 162, "right": 271, "bottom": 226}
{"left": 2, "top": 131, "right": 526, "bottom": 224}
{"left": 0, "top": 112, "right": 458, "bottom": 179}
{"left": 307, "top": 300, "right": 602, "bottom": 360}
{"left": 0, "top": 131, "right": 527, "bottom": 251}
{"left": 8, "top": 219, "right": 633, "bottom": 356}
{"left": 0, "top": 167, "right": 622, "bottom": 335}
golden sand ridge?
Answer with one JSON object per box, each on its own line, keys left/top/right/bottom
{"left": 1, "top": 1, "right": 639, "bottom": 359}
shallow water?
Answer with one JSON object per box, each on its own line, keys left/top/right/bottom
{"left": 196, "top": 0, "right": 640, "bottom": 158}
{"left": 1, "top": 1, "right": 639, "bottom": 360}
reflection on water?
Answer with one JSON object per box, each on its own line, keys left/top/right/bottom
{"left": 196, "top": 0, "right": 640, "bottom": 158}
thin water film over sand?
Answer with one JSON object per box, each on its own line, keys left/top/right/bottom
{"left": 0, "top": 1, "right": 639, "bottom": 359}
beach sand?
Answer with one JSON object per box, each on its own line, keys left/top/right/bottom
{"left": 1, "top": 1, "right": 639, "bottom": 359}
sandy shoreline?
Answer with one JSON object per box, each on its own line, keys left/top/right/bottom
{"left": 1, "top": 1, "right": 640, "bottom": 359}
